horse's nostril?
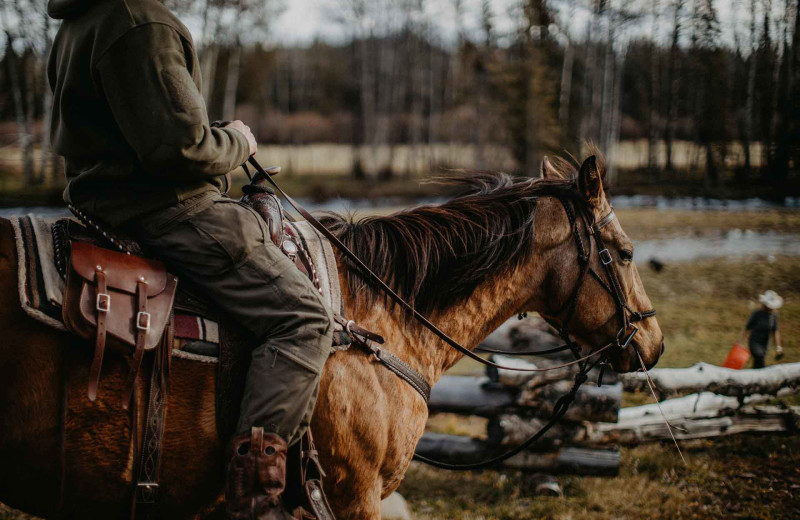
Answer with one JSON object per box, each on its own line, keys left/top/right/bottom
{"left": 660, "top": 339, "right": 666, "bottom": 356}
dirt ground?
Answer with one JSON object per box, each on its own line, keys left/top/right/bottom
{"left": 399, "top": 434, "right": 800, "bottom": 520}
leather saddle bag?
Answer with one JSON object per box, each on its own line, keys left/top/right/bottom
{"left": 63, "top": 241, "right": 178, "bottom": 408}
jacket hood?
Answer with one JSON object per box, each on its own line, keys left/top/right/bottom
{"left": 48, "top": 0, "right": 97, "bottom": 19}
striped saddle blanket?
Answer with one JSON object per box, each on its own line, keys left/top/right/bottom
{"left": 10, "top": 214, "right": 344, "bottom": 362}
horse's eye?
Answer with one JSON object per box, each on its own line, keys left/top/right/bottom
{"left": 620, "top": 249, "right": 634, "bottom": 262}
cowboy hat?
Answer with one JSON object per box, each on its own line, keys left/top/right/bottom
{"left": 759, "top": 290, "right": 784, "bottom": 310}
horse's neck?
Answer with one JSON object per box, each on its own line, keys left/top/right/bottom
{"left": 338, "top": 197, "right": 563, "bottom": 385}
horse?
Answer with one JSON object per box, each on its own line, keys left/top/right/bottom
{"left": 0, "top": 153, "right": 664, "bottom": 519}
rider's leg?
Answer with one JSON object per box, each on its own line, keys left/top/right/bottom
{"left": 130, "top": 195, "right": 333, "bottom": 518}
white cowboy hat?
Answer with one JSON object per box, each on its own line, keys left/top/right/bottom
{"left": 759, "top": 290, "right": 784, "bottom": 310}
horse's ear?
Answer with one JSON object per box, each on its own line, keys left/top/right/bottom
{"left": 578, "top": 155, "right": 605, "bottom": 206}
{"left": 540, "top": 156, "right": 556, "bottom": 179}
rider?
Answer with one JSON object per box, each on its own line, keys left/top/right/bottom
{"left": 47, "top": 0, "right": 333, "bottom": 517}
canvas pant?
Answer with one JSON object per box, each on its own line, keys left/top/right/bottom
{"left": 129, "top": 194, "right": 334, "bottom": 445}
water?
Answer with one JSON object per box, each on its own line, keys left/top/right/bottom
{"left": 634, "top": 229, "right": 800, "bottom": 262}
{"left": 610, "top": 195, "right": 800, "bottom": 210}
{"left": 2, "top": 202, "right": 798, "bottom": 262}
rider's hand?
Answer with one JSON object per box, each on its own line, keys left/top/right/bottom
{"left": 776, "top": 345, "right": 784, "bottom": 359}
{"left": 225, "top": 120, "right": 257, "bottom": 156}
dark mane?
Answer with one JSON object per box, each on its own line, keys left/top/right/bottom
{"left": 320, "top": 171, "right": 584, "bottom": 318}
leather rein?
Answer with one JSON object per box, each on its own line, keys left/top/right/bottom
{"left": 246, "top": 157, "right": 656, "bottom": 469}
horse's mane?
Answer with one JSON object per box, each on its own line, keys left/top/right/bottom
{"left": 320, "top": 156, "right": 603, "bottom": 317}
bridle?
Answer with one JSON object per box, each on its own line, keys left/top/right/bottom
{"left": 246, "top": 158, "right": 657, "bottom": 469}
{"left": 546, "top": 196, "right": 656, "bottom": 361}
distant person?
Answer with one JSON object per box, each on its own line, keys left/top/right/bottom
{"left": 738, "top": 290, "right": 784, "bottom": 369}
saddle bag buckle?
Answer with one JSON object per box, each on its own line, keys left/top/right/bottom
{"left": 96, "top": 293, "right": 111, "bottom": 312}
{"left": 136, "top": 482, "right": 159, "bottom": 504}
{"left": 136, "top": 311, "right": 151, "bottom": 331}
{"left": 599, "top": 248, "right": 613, "bottom": 265}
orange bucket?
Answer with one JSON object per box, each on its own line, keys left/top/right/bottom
{"left": 723, "top": 343, "right": 750, "bottom": 369}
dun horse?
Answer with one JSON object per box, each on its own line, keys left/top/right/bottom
{"left": 0, "top": 155, "right": 663, "bottom": 519}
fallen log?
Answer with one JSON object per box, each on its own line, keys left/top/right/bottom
{"left": 428, "top": 376, "right": 621, "bottom": 422}
{"left": 480, "top": 316, "right": 565, "bottom": 357}
{"left": 488, "top": 354, "right": 615, "bottom": 389}
{"left": 428, "top": 376, "right": 517, "bottom": 417}
{"left": 619, "top": 387, "right": 799, "bottom": 421}
{"left": 415, "top": 432, "right": 619, "bottom": 476}
{"left": 518, "top": 381, "right": 621, "bottom": 423}
{"left": 488, "top": 415, "right": 585, "bottom": 448}
{"left": 619, "top": 362, "right": 800, "bottom": 400}
{"left": 588, "top": 405, "right": 800, "bottom": 446}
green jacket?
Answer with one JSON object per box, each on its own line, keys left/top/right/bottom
{"left": 48, "top": 0, "right": 250, "bottom": 226}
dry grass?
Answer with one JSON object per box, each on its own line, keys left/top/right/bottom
{"left": 616, "top": 208, "right": 800, "bottom": 241}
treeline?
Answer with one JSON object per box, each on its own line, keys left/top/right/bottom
{"left": 1, "top": 0, "right": 799, "bottom": 192}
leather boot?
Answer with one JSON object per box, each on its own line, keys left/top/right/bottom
{"left": 226, "top": 427, "right": 295, "bottom": 520}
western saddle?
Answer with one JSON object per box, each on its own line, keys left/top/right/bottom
{"left": 60, "top": 167, "right": 334, "bottom": 519}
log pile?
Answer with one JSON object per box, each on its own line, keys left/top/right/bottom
{"left": 420, "top": 317, "right": 800, "bottom": 476}
{"left": 422, "top": 316, "right": 623, "bottom": 476}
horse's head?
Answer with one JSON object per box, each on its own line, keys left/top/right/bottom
{"left": 529, "top": 154, "right": 663, "bottom": 373}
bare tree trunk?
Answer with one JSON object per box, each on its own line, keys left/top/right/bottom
{"left": 600, "top": 22, "right": 616, "bottom": 153}
{"left": 558, "top": 39, "right": 574, "bottom": 136}
{"left": 742, "top": 0, "right": 758, "bottom": 177}
{"left": 665, "top": 0, "right": 684, "bottom": 173}
{"left": 40, "top": 8, "right": 54, "bottom": 184}
{"left": 607, "top": 47, "right": 626, "bottom": 184}
{"left": 222, "top": 42, "right": 242, "bottom": 121}
{"left": 771, "top": 0, "right": 797, "bottom": 189}
{"left": 359, "top": 36, "right": 377, "bottom": 177}
{"left": 4, "top": 31, "right": 36, "bottom": 186}
{"left": 580, "top": 13, "right": 597, "bottom": 142}
{"left": 648, "top": 1, "right": 661, "bottom": 173}
{"left": 590, "top": 7, "right": 606, "bottom": 141}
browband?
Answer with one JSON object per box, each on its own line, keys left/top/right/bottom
{"left": 595, "top": 209, "right": 616, "bottom": 229}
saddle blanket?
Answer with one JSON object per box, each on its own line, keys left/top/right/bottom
{"left": 9, "top": 214, "right": 344, "bottom": 359}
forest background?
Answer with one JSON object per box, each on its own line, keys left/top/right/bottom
{"left": 1, "top": 0, "right": 799, "bottom": 202}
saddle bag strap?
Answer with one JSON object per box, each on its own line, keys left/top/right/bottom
{"left": 132, "top": 316, "right": 172, "bottom": 520}
{"left": 122, "top": 281, "right": 150, "bottom": 410}
{"left": 88, "top": 269, "right": 110, "bottom": 401}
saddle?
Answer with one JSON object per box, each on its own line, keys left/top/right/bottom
{"left": 57, "top": 167, "right": 337, "bottom": 520}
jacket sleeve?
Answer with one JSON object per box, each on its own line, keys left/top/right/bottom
{"left": 95, "top": 23, "right": 250, "bottom": 179}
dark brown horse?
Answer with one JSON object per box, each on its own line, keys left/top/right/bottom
{"left": 0, "top": 155, "right": 663, "bottom": 519}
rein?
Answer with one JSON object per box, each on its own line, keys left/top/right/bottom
{"left": 245, "top": 157, "right": 656, "bottom": 469}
